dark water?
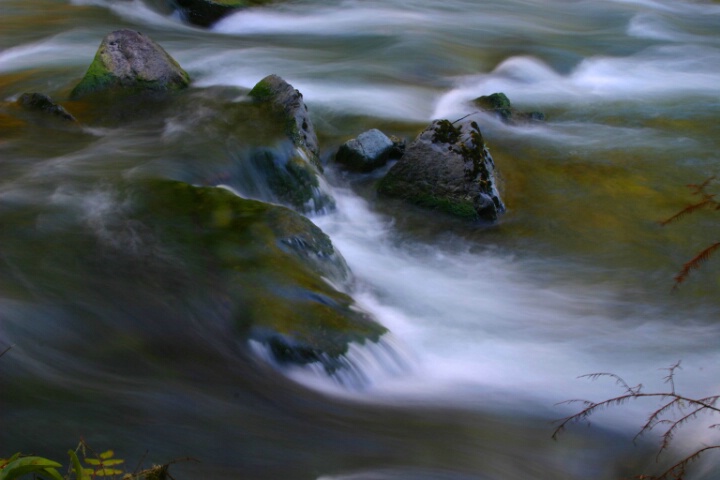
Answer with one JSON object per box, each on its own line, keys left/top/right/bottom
{"left": 2, "top": 0, "right": 720, "bottom": 478}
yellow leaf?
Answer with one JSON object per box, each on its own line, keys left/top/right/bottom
{"left": 99, "top": 450, "right": 115, "bottom": 460}
{"left": 95, "top": 468, "right": 124, "bottom": 477}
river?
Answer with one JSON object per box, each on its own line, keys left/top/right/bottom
{"left": 2, "top": 0, "right": 720, "bottom": 479}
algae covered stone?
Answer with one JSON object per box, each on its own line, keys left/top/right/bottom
{"left": 249, "top": 74, "right": 320, "bottom": 163}
{"left": 133, "top": 180, "right": 385, "bottom": 372}
{"left": 71, "top": 30, "right": 190, "bottom": 99}
{"left": 378, "top": 119, "right": 505, "bottom": 221}
{"left": 473, "top": 92, "right": 545, "bottom": 124}
{"left": 247, "top": 74, "right": 334, "bottom": 213}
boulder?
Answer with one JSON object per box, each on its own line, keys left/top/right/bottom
{"left": 17, "top": 93, "right": 76, "bottom": 122}
{"left": 134, "top": 180, "right": 386, "bottom": 372}
{"left": 377, "top": 118, "right": 505, "bottom": 222}
{"left": 70, "top": 29, "right": 190, "bottom": 99}
{"left": 334, "top": 128, "right": 404, "bottom": 173}
{"left": 249, "top": 74, "right": 320, "bottom": 164}
{"left": 473, "top": 92, "right": 545, "bottom": 124}
{"left": 246, "top": 75, "right": 334, "bottom": 213}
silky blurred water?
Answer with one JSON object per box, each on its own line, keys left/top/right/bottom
{"left": 2, "top": 0, "right": 720, "bottom": 478}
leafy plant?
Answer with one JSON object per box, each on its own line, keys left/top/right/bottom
{"left": 0, "top": 454, "right": 64, "bottom": 480}
{"left": 553, "top": 362, "right": 720, "bottom": 479}
{"left": 660, "top": 176, "right": 720, "bottom": 289}
{"left": 1, "top": 440, "right": 191, "bottom": 480}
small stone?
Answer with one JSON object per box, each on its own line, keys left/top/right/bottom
{"left": 17, "top": 93, "right": 76, "bottom": 122}
{"left": 335, "top": 128, "right": 396, "bottom": 172}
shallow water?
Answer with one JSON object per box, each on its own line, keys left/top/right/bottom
{"left": 2, "top": 0, "right": 720, "bottom": 479}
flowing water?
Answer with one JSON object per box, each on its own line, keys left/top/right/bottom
{"left": 2, "top": 0, "right": 720, "bottom": 478}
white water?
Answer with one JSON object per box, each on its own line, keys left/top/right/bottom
{"left": 293, "top": 188, "right": 720, "bottom": 426}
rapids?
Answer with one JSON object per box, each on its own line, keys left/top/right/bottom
{"left": 2, "top": 0, "right": 720, "bottom": 479}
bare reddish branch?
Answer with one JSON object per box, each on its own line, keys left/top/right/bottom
{"left": 673, "top": 242, "right": 720, "bottom": 289}
{"left": 660, "top": 196, "right": 717, "bottom": 226}
{"left": 554, "top": 368, "right": 720, "bottom": 479}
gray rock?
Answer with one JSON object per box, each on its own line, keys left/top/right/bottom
{"left": 335, "top": 128, "right": 399, "bottom": 172}
{"left": 377, "top": 118, "right": 505, "bottom": 222}
{"left": 70, "top": 29, "right": 190, "bottom": 99}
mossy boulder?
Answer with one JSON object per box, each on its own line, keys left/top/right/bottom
{"left": 169, "top": 0, "right": 274, "bottom": 27}
{"left": 246, "top": 74, "right": 334, "bottom": 213}
{"left": 378, "top": 119, "right": 505, "bottom": 222}
{"left": 246, "top": 143, "right": 335, "bottom": 214}
{"left": 249, "top": 74, "right": 320, "bottom": 164}
{"left": 334, "top": 128, "right": 405, "bottom": 173}
{"left": 473, "top": 92, "right": 545, "bottom": 124}
{"left": 70, "top": 30, "right": 190, "bottom": 99}
{"left": 133, "top": 180, "right": 386, "bottom": 372}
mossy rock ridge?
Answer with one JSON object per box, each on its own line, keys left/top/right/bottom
{"left": 133, "top": 180, "right": 385, "bottom": 372}
{"left": 70, "top": 29, "right": 190, "bottom": 99}
{"left": 378, "top": 119, "right": 505, "bottom": 222}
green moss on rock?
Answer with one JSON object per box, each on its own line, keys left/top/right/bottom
{"left": 70, "top": 30, "right": 190, "bottom": 99}
{"left": 134, "top": 180, "right": 384, "bottom": 370}
{"left": 378, "top": 119, "right": 505, "bottom": 222}
{"left": 473, "top": 92, "right": 545, "bottom": 124}
{"left": 249, "top": 74, "right": 321, "bottom": 163}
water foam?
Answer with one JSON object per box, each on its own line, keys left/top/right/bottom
{"left": 433, "top": 44, "right": 720, "bottom": 120}
{"left": 282, "top": 187, "right": 720, "bottom": 428}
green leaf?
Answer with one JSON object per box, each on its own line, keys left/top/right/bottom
{"left": 85, "top": 458, "right": 123, "bottom": 466}
{"left": 40, "top": 467, "right": 65, "bottom": 480}
{"left": 68, "top": 450, "right": 91, "bottom": 480}
{"left": 99, "top": 450, "right": 114, "bottom": 460}
{"left": 94, "top": 467, "right": 124, "bottom": 477}
{"left": 0, "top": 456, "right": 63, "bottom": 480}
{"left": 0, "top": 453, "right": 20, "bottom": 469}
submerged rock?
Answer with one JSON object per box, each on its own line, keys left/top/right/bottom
{"left": 169, "top": 0, "right": 273, "bottom": 27}
{"left": 473, "top": 92, "right": 545, "bottom": 124}
{"left": 378, "top": 118, "right": 505, "bottom": 221}
{"left": 133, "top": 180, "right": 386, "bottom": 372}
{"left": 70, "top": 29, "right": 190, "bottom": 99}
{"left": 17, "top": 93, "right": 76, "bottom": 122}
{"left": 246, "top": 142, "right": 335, "bottom": 214}
{"left": 334, "top": 128, "right": 404, "bottom": 173}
